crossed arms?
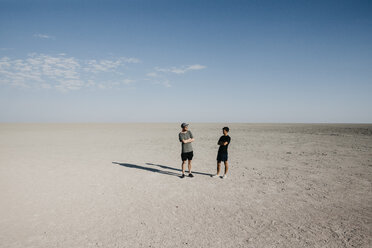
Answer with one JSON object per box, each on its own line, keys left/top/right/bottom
{"left": 181, "top": 138, "right": 194, "bottom": 144}
{"left": 218, "top": 141, "right": 229, "bottom": 146}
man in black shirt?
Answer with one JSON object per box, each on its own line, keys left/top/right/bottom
{"left": 212, "top": 127, "right": 231, "bottom": 179}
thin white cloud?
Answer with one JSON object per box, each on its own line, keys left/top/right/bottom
{"left": 146, "top": 72, "right": 159, "bottom": 77}
{"left": 187, "top": 64, "right": 206, "bottom": 70}
{"left": 84, "top": 57, "right": 141, "bottom": 73}
{"left": 33, "top": 33, "right": 55, "bottom": 39}
{"left": 0, "top": 54, "right": 205, "bottom": 90}
{"left": 85, "top": 59, "right": 121, "bottom": 73}
{"left": 121, "top": 57, "right": 141, "bottom": 63}
{"left": 153, "top": 80, "right": 171, "bottom": 88}
{"left": 0, "top": 53, "right": 141, "bottom": 91}
{"left": 154, "top": 64, "right": 206, "bottom": 74}
{"left": 90, "top": 78, "right": 135, "bottom": 90}
{"left": 162, "top": 80, "right": 171, "bottom": 88}
{"left": 147, "top": 64, "right": 206, "bottom": 87}
{"left": 122, "top": 79, "right": 135, "bottom": 84}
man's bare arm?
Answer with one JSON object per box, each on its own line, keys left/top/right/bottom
{"left": 182, "top": 138, "right": 194, "bottom": 144}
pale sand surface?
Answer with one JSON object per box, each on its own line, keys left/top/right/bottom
{"left": 0, "top": 123, "right": 371, "bottom": 248}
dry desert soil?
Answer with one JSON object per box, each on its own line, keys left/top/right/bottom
{"left": 0, "top": 123, "right": 371, "bottom": 248}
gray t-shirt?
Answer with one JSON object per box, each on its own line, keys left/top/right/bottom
{"left": 179, "top": 131, "right": 193, "bottom": 153}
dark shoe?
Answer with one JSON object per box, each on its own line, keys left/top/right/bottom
{"left": 188, "top": 173, "right": 194, "bottom": 178}
{"left": 180, "top": 174, "right": 185, "bottom": 178}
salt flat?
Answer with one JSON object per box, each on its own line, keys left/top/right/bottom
{"left": 0, "top": 123, "right": 371, "bottom": 248}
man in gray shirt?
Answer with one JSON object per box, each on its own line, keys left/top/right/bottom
{"left": 178, "top": 123, "right": 194, "bottom": 178}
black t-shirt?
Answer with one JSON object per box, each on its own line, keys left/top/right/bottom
{"left": 218, "top": 135, "right": 231, "bottom": 154}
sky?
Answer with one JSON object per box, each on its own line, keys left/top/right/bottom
{"left": 0, "top": 0, "right": 371, "bottom": 123}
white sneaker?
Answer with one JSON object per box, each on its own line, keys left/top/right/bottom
{"left": 212, "top": 174, "right": 220, "bottom": 178}
{"left": 221, "top": 174, "right": 227, "bottom": 179}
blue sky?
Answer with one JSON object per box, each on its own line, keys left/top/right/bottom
{"left": 0, "top": 0, "right": 371, "bottom": 122}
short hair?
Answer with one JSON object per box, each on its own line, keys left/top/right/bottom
{"left": 223, "top": 127, "right": 229, "bottom": 132}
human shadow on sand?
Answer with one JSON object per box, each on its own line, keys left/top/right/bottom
{"left": 112, "top": 162, "right": 211, "bottom": 178}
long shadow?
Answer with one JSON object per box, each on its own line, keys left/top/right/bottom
{"left": 112, "top": 162, "right": 212, "bottom": 177}
{"left": 113, "top": 162, "right": 180, "bottom": 177}
{"left": 145, "top": 163, "right": 212, "bottom": 176}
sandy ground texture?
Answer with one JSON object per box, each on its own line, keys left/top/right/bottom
{"left": 0, "top": 123, "right": 371, "bottom": 248}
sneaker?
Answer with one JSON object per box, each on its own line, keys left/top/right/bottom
{"left": 211, "top": 174, "right": 220, "bottom": 178}
{"left": 188, "top": 173, "right": 194, "bottom": 178}
{"left": 180, "top": 174, "right": 185, "bottom": 178}
{"left": 221, "top": 174, "right": 227, "bottom": 179}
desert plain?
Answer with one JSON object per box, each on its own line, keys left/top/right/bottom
{"left": 0, "top": 123, "right": 371, "bottom": 248}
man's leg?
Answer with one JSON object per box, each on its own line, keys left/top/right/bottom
{"left": 216, "top": 161, "right": 221, "bottom": 175}
{"left": 181, "top": 161, "right": 186, "bottom": 175}
{"left": 188, "top": 159, "right": 192, "bottom": 174}
{"left": 224, "top": 161, "right": 229, "bottom": 175}
{"left": 212, "top": 161, "right": 221, "bottom": 178}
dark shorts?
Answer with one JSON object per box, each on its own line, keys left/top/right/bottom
{"left": 217, "top": 152, "right": 228, "bottom": 162}
{"left": 181, "top": 151, "right": 193, "bottom": 161}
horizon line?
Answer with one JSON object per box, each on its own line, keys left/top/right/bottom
{"left": 1, "top": 122, "right": 371, "bottom": 125}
